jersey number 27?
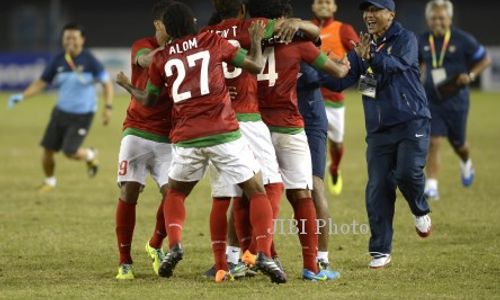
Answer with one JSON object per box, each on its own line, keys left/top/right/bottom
{"left": 165, "top": 50, "right": 210, "bottom": 103}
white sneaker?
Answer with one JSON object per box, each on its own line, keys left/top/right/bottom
{"left": 424, "top": 188, "right": 440, "bottom": 201}
{"left": 369, "top": 254, "right": 391, "bottom": 269}
{"left": 415, "top": 214, "right": 432, "bottom": 238}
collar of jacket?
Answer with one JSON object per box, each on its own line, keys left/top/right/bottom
{"left": 371, "top": 21, "right": 402, "bottom": 46}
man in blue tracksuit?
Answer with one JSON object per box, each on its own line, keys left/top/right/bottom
{"left": 419, "top": 0, "right": 492, "bottom": 200}
{"left": 297, "top": 62, "right": 339, "bottom": 278}
{"left": 322, "top": 0, "right": 432, "bottom": 268}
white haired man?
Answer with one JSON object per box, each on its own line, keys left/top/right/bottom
{"left": 419, "top": 0, "right": 491, "bottom": 200}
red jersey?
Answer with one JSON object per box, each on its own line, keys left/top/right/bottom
{"left": 147, "top": 32, "right": 247, "bottom": 146}
{"left": 312, "top": 17, "right": 359, "bottom": 105}
{"left": 257, "top": 41, "right": 327, "bottom": 130}
{"left": 201, "top": 18, "right": 273, "bottom": 118}
{"left": 123, "top": 37, "right": 172, "bottom": 140}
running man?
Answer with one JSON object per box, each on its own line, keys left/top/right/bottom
{"left": 8, "top": 22, "right": 113, "bottom": 193}
{"left": 419, "top": 0, "right": 491, "bottom": 200}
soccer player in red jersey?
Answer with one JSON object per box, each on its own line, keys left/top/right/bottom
{"left": 200, "top": 0, "right": 322, "bottom": 277}
{"left": 246, "top": 0, "right": 350, "bottom": 281}
{"left": 116, "top": 2, "right": 286, "bottom": 284}
{"left": 114, "top": 0, "right": 173, "bottom": 280}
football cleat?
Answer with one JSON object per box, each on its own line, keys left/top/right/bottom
{"left": 86, "top": 148, "right": 99, "bottom": 178}
{"left": 116, "top": 263, "right": 135, "bottom": 280}
{"left": 158, "top": 244, "right": 183, "bottom": 278}
{"left": 145, "top": 241, "right": 165, "bottom": 275}
{"left": 203, "top": 265, "right": 216, "bottom": 278}
{"left": 215, "top": 270, "right": 234, "bottom": 283}
{"left": 317, "top": 259, "right": 341, "bottom": 280}
{"left": 369, "top": 254, "right": 391, "bottom": 269}
{"left": 461, "top": 168, "right": 475, "bottom": 187}
{"left": 241, "top": 250, "right": 257, "bottom": 267}
{"left": 302, "top": 269, "right": 328, "bottom": 281}
{"left": 37, "top": 183, "right": 55, "bottom": 194}
{"left": 255, "top": 252, "right": 287, "bottom": 284}
{"left": 229, "top": 261, "right": 248, "bottom": 279}
{"left": 415, "top": 214, "right": 432, "bottom": 238}
{"left": 327, "top": 171, "right": 343, "bottom": 196}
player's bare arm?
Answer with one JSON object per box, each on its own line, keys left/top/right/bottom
{"left": 322, "top": 54, "right": 350, "bottom": 78}
{"left": 275, "top": 18, "right": 321, "bottom": 43}
{"left": 116, "top": 71, "right": 158, "bottom": 107}
{"left": 136, "top": 47, "right": 164, "bottom": 68}
{"left": 238, "top": 20, "right": 266, "bottom": 74}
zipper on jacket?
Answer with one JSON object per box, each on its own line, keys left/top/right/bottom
{"left": 402, "top": 93, "right": 417, "bottom": 115}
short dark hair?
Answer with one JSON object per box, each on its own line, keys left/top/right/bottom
{"left": 212, "top": 0, "right": 243, "bottom": 19}
{"left": 152, "top": 0, "right": 171, "bottom": 21}
{"left": 62, "top": 22, "right": 85, "bottom": 37}
{"left": 207, "top": 11, "right": 223, "bottom": 26}
{"left": 163, "top": 1, "right": 198, "bottom": 39}
{"left": 247, "top": 0, "right": 290, "bottom": 19}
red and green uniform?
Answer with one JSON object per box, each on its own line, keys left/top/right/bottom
{"left": 147, "top": 32, "right": 247, "bottom": 147}
{"left": 257, "top": 41, "right": 328, "bottom": 133}
{"left": 312, "top": 17, "right": 359, "bottom": 108}
{"left": 123, "top": 37, "right": 172, "bottom": 142}
{"left": 201, "top": 18, "right": 274, "bottom": 122}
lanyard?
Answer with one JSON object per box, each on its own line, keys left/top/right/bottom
{"left": 428, "top": 30, "right": 451, "bottom": 68}
{"left": 64, "top": 53, "right": 85, "bottom": 83}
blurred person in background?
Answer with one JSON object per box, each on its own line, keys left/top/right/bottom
{"left": 7, "top": 23, "right": 113, "bottom": 193}
{"left": 311, "top": 0, "right": 359, "bottom": 195}
{"left": 419, "top": 0, "right": 491, "bottom": 200}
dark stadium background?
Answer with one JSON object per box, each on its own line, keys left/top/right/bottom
{"left": 0, "top": 0, "right": 497, "bottom": 52}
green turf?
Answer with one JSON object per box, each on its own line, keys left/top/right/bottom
{"left": 1, "top": 91, "right": 499, "bottom": 299}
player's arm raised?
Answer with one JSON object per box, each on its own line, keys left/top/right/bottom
{"left": 275, "top": 18, "right": 320, "bottom": 44}
{"left": 116, "top": 72, "right": 159, "bottom": 107}
{"left": 322, "top": 54, "right": 351, "bottom": 79}
{"left": 136, "top": 47, "right": 164, "bottom": 68}
{"left": 234, "top": 20, "right": 266, "bottom": 74}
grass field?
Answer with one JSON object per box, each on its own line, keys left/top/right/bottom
{"left": 1, "top": 91, "right": 499, "bottom": 299}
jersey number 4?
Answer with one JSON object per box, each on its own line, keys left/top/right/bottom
{"left": 165, "top": 50, "right": 210, "bottom": 103}
{"left": 257, "top": 47, "right": 279, "bottom": 87}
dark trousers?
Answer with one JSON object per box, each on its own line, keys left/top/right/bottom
{"left": 365, "top": 118, "right": 431, "bottom": 255}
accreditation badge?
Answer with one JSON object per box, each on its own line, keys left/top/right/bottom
{"left": 431, "top": 68, "right": 447, "bottom": 86}
{"left": 359, "top": 74, "right": 377, "bottom": 99}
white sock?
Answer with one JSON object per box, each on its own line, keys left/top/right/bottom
{"left": 317, "top": 251, "right": 329, "bottom": 263}
{"left": 425, "top": 178, "right": 438, "bottom": 191}
{"left": 460, "top": 159, "right": 473, "bottom": 177}
{"left": 226, "top": 246, "right": 240, "bottom": 265}
{"left": 44, "top": 177, "right": 57, "bottom": 187}
{"left": 85, "top": 148, "right": 96, "bottom": 162}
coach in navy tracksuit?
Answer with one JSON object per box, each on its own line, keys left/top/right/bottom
{"left": 419, "top": 0, "right": 491, "bottom": 200}
{"left": 322, "top": 0, "right": 432, "bottom": 268}
{"left": 297, "top": 62, "right": 338, "bottom": 276}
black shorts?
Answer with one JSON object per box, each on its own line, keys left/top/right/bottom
{"left": 40, "top": 108, "right": 94, "bottom": 155}
{"left": 305, "top": 126, "right": 328, "bottom": 180}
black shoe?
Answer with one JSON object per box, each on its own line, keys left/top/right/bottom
{"left": 203, "top": 264, "right": 216, "bottom": 278}
{"left": 255, "top": 252, "right": 287, "bottom": 284}
{"left": 273, "top": 256, "right": 284, "bottom": 272}
{"left": 158, "top": 244, "right": 183, "bottom": 278}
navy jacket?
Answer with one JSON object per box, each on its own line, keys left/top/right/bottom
{"left": 419, "top": 28, "right": 487, "bottom": 110}
{"left": 297, "top": 62, "right": 328, "bottom": 131}
{"left": 322, "top": 21, "right": 431, "bottom": 134}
